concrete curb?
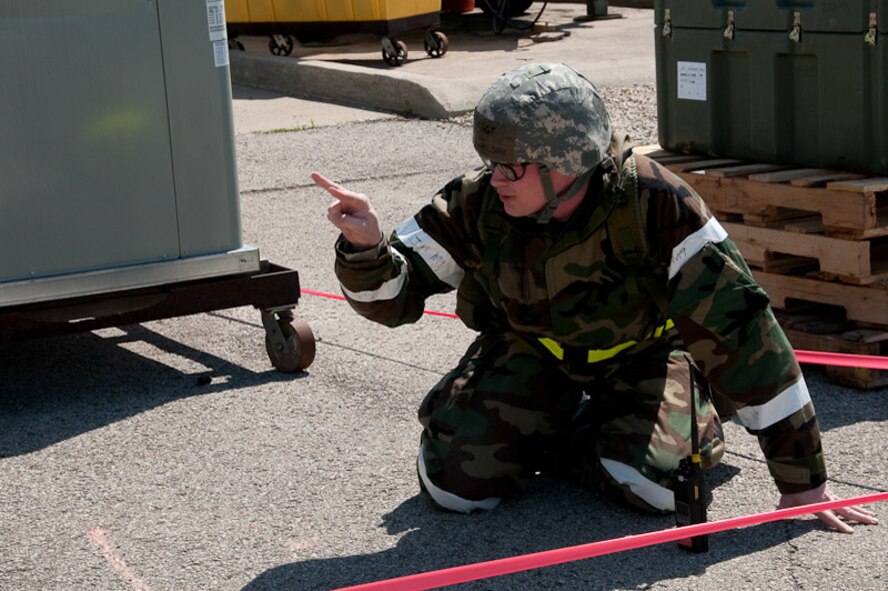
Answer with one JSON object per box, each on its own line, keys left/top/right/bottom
{"left": 229, "top": 52, "right": 480, "bottom": 119}
{"left": 227, "top": 1, "right": 655, "bottom": 119}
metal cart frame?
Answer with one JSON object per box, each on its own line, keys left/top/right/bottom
{"left": 0, "top": 261, "right": 315, "bottom": 373}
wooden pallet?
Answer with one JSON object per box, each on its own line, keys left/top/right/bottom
{"left": 638, "top": 147, "right": 888, "bottom": 387}
{"left": 777, "top": 308, "right": 888, "bottom": 389}
{"left": 639, "top": 146, "right": 888, "bottom": 317}
{"left": 637, "top": 146, "right": 888, "bottom": 239}
{"left": 725, "top": 222, "right": 888, "bottom": 285}
{"left": 754, "top": 271, "right": 888, "bottom": 326}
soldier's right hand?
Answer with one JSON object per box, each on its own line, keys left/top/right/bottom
{"left": 312, "top": 171, "right": 384, "bottom": 250}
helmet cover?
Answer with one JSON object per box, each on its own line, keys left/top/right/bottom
{"left": 473, "top": 63, "right": 612, "bottom": 177}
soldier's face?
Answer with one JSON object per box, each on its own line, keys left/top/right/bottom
{"left": 491, "top": 163, "right": 580, "bottom": 219}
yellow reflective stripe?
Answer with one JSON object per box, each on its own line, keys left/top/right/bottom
{"left": 587, "top": 340, "right": 635, "bottom": 363}
{"left": 538, "top": 337, "right": 565, "bottom": 361}
{"left": 538, "top": 319, "right": 676, "bottom": 365}
{"left": 650, "top": 318, "right": 676, "bottom": 339}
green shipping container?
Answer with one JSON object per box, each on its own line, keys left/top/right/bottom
{"left": 655, "top": 1, "right": 888, "bottom": 175}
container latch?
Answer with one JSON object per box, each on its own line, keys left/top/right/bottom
{"left": 789, "top": 12, "right": 802, "bottom": 43}
{"left": 663, "top": 8, "right": 672, "bottom": 38}
{"left": 723, "top": 10, "right": 735, "bottom": 40}
{"left": 865, "top": 12, "right": 878, "bottom": 47}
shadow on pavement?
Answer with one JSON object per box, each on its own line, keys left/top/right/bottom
{"left": 242, "top": 473, "right": 809, "bottom": 591}
{"left": 231, "top": 9, "right": 569, "bottom": 66}
{"left": 800, "top": 366, "right": 888, "bottom": 432}
{"left": 0, "top": 323, "right": 304, "bottom": 458}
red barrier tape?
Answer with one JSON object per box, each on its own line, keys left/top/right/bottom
{"left": 795, "top": 349, "right": 888, "bottom": 371}
{"left": 301, "top": 287, "right": 886, "bottom": 587}
{"left": 301, "top": 288, "right": 347, "bottom": 302}
{"left": 333, "top": 492, "right": 888, "bottom": 591}
{"left": 300, "top": 289, "right": 459, "bottom": 319}
{"left": 300, "top": 288, "right": 886, "bottom": 369}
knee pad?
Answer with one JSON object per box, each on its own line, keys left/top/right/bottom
{"left": 599, "top": 458, "right": 675, "bottom": 513}
{"left": 416, "top": 445, "right": 502, "bottom": 514}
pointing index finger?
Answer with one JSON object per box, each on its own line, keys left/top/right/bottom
{"left": 311, "top": 171, "right": 337, "bottom": 191}
{"left": 311, "top": 171, "right": 353, "bottom": 201}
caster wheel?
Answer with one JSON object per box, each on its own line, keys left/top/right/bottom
{"left": 264, "top": 315, "right": 315, "bottom": 373}
{"left": 228, "top": 39, "right": 245, "bottom": 51}
{"left": 424, "top": 31, "right": 448, "bottom": 58}
{"left": 269, "top": 34, "right": 294, "bottom": 56}
{"left": 382, "top": 38, "right": 408, "bottom": 66}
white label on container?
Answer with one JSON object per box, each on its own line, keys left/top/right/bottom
{"left": 677, "top": 61, "right": 707, "bottom": 101}
{"left": 207, "top": 0, "right": 227, "bottom": 42}
{"left": 213, "top": 40, "right": 230, "bottom": 68}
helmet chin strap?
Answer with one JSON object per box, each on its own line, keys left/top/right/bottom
{"left": 534, "top": 165, "right": 595, "bottom": 224}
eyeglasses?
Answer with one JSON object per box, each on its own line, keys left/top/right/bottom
{"left": 484, "top": 160, "right": 529, "bottom": 182}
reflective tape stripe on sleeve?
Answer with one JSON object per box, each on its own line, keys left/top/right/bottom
{"left": 736, "top": 377, "right": 812, "bottom": 431}
{"left": 396, "top": 217, "right": 465, "bottom": 289}
{"left": 600, "top": 458, "right": 675, "bottom": 512}
{"left": 668, "top": 217, "right": 729, "bottom": 280}
{"left": 340, "top": 252, "right": 407, "bottom": 303}
{"left": 417, "top": 445, "right": 501, "bottom": 514}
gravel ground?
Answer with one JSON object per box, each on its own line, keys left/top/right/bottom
{"left": 598, "top": 84, "right": 660, "bottom": 146}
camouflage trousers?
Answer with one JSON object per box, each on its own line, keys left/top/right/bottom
{"left": 417, "top": 330, "right": 725, "bottom": 514}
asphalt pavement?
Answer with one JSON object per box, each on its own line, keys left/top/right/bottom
{"left": 2, "top": 3, "right": 887, "bottom": 591}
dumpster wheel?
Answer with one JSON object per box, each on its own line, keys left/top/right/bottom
{"left": 269, "top": 34, "right": 294, "bottom": 57}
{"left": 382, "top": 37, "right": 408, "bottom": 66}
{"left": 424, "top": 31, "right": 448, "bottom": 58}
{"left": 262, "top": 309, "right": 316, "bottom": 373}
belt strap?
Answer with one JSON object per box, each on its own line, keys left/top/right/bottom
{"left": 539, "top": 319, "right": 675, "bottom": 364}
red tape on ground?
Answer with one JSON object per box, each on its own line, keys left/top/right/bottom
{"left": 333, "top": 492, "right": 888, "bottom": 591}
{"left": 794, "top": 349, "right": 888, "bottom": 371}
{"left": 300, "top": 289, "right": 459, "bottom": 319}
{"left": 300, "top": 288, "right": 886, "bottom": 369}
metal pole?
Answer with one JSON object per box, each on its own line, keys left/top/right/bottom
{"left": 574, "top": 0, "right": 623, "bottom": 22}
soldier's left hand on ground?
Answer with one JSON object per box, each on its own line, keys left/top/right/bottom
{"left": 778, "top": 482, "right": 880, "bottom": 533}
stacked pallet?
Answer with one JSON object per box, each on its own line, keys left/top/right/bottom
{"left": 639, "top": 146, "right": 888, "bottom": 388}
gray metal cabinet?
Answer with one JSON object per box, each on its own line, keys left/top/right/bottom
{"left": 0, "top": 0, "right": 314, "bottom": 373}
{"left": 1, "top": 0, "right": 249, "bottom": 303}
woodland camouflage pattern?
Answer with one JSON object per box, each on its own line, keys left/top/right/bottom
{"left": 416, "top": 329, "right": 727, "bottom": 512}
{"left": 334, "top": 137, "right": 827, "bottom": 509}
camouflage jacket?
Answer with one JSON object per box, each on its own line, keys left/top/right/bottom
{"left": 334, "top": 147, "right": 827, "bottom": 495}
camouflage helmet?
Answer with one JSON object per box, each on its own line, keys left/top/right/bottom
{"left": 473, "top": 63, "right": 612, "bottom": 177}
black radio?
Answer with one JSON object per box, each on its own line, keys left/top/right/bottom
{"left": 674, "top": 362, "right": 709, "bottom": 553}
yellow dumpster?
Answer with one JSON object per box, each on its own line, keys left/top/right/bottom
{"left": 224, "top": 0, "right": 448, "bottom": 66}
